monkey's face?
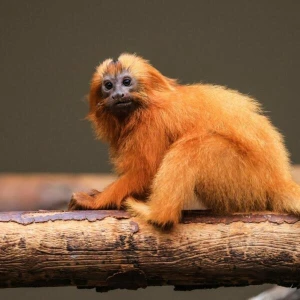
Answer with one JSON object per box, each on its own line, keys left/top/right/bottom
{"left": 100, "top": 71, "right": 140, "bottom": 117}
{"left": 89, "top": 54, "right": 176, "bottom": 122}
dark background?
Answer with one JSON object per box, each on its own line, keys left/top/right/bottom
{"left": 0, "top": 0, "right": 299, "bottom": 299}
{"left": 1, "top": 0, "right": 300, "bottom": 174}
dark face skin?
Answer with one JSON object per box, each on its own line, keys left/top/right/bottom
{"left": 101, "top": 71, "right": 139, "bottom": 117}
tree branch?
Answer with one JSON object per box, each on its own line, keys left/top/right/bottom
{"left": 0, "top": 210, "right": 299, "bottom": 291}
{"left": 0, "top": 174, "right": 115, "bottom": 210}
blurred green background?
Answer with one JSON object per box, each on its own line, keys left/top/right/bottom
{"left": 0, "top": 0, "right": 299, "bottom": 299}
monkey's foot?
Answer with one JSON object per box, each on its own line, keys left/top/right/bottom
{"left": 125, "top": 197, "right": 177, "bottom": 229}
{"left": 68, "top": 190, "right": 101, "bottom": 210}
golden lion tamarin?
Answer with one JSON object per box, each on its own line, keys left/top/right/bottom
{"left": 69, "top": 53, "right": 300, "bottom": 227}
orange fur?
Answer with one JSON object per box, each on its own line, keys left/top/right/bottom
{"left": 69, "top": 53, "right": 300, "bottom": 227}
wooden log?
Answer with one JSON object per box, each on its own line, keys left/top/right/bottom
{"left": 0, "top": 210, "right": 300, "bottom": 291}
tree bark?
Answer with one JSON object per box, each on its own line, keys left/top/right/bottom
{"left": 0, "top": 210, "right": 300, "bottom": 291}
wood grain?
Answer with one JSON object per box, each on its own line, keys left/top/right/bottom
{"left": 0, "top": 210, "right": 300, "bottom": 291}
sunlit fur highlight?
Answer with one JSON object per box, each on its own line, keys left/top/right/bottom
{"left": 71, "top": 53, "right": 300, "bottom": 227}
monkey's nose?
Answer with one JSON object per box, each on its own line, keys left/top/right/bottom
{"left": 112, "top": 93, "right": 124, "bottom": 100}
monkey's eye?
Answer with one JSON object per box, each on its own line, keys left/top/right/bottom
{"left": 122, "top": 78, "right": 131, "bottom": 86}
{"left": 104, "top": 81, "right": 113, "bottom": 90}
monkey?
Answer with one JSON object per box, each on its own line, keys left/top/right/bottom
{"left": 68, "top": 53, "right": 300, "bottom": 228}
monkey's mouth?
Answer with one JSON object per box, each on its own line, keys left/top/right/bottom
{"left": 107, "top": 98, "right": 138, "bottom": 117}
{"left": 114, "top": 100, "right": 133, "bottom": 107}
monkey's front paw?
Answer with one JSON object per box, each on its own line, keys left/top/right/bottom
{"left": 68, "top": 190, "right": 100, "bottom": 210}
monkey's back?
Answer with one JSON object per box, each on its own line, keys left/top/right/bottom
{"left": 166, "top": 83, "right": 292, "bottom": 183}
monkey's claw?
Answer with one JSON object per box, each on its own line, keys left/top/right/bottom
{"left": 68, "top": 193, "right": 88, "bottom": 210}
{"left": 68, "top": 190, "right": 101, "bottom": 210}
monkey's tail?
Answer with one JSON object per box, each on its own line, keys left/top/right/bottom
{"left": 124, "top": 196, "right": 151, "bottom": 221}
{"left": 275, "top": 181, "right": 300, "bottom": 215}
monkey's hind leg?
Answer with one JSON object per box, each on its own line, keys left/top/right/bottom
{"left": 126, "top": 135, "right": 205, "bottom": 227}
{"left": 127, "top": 133, "right": 280, "bottom": 227}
